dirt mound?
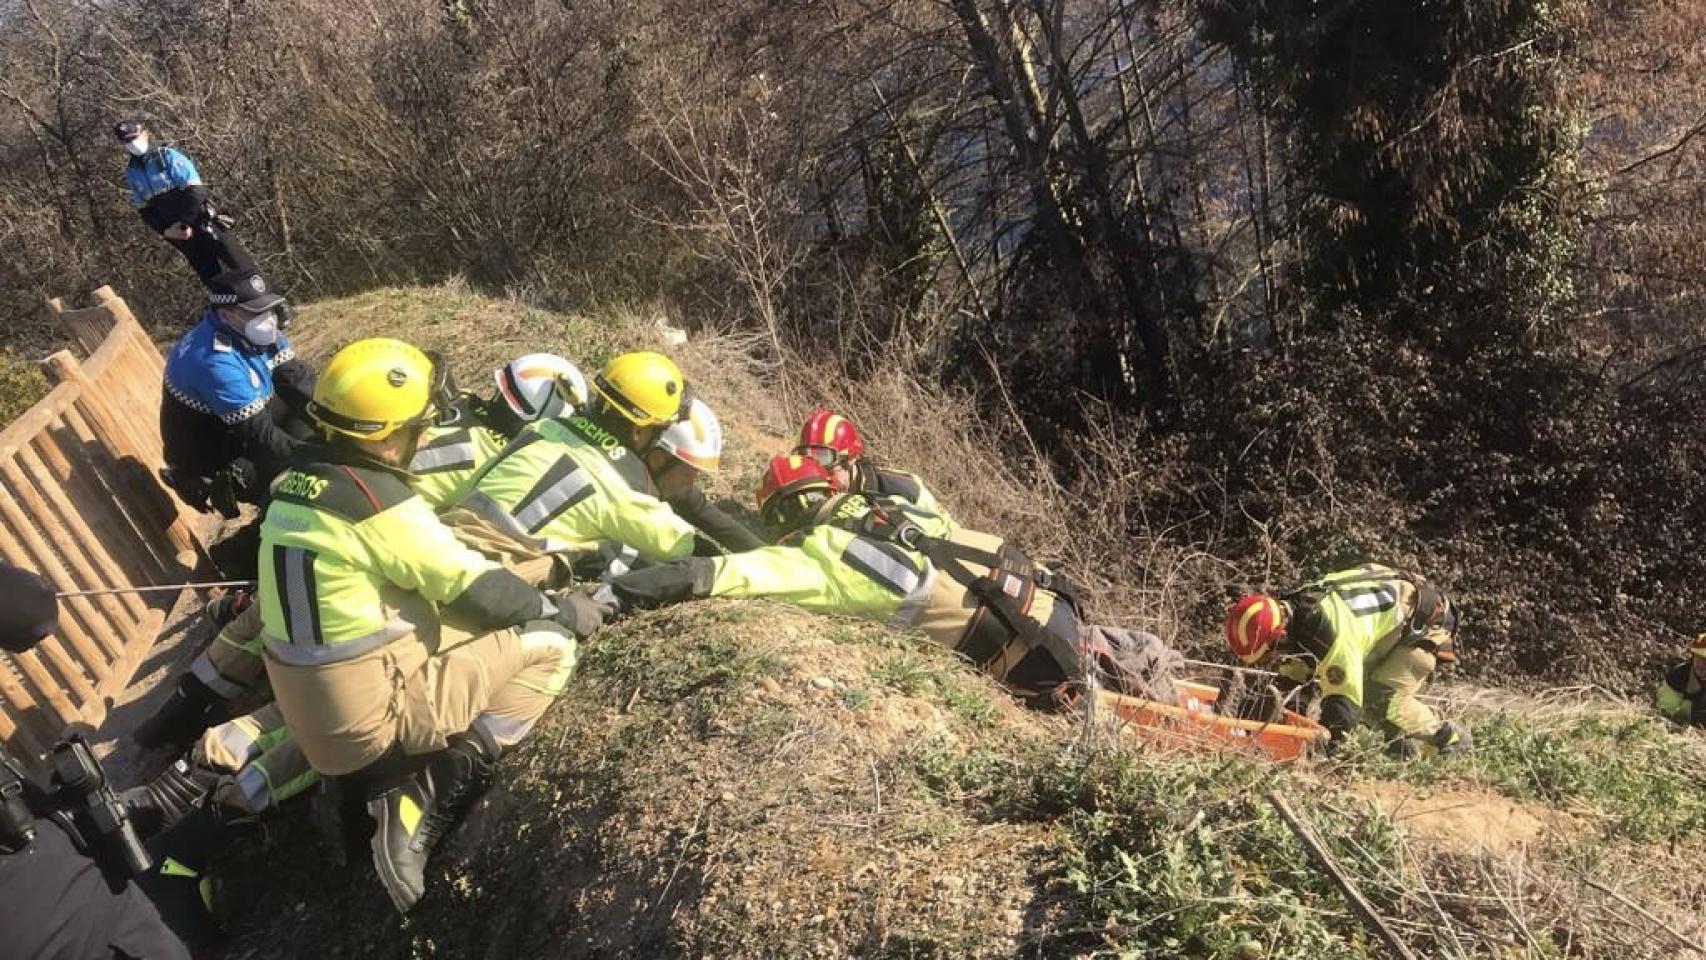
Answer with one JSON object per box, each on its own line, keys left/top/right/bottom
{"left": 1354, "top": 782, "right": 1562, "bottom": 857}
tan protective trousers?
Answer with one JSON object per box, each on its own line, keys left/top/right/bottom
{"left": 1364, "top": 644, "right": 1441, "bottom": 738}
{"left": 193, "top": 703, "right": 315, "bottom": 814}
{"left": 265, "top": 620, "right": 578, "bottom": 777}
{"left": 438, "top": 507, "right": 567, "bottom": 588}
{"left": 188, "top": 601, "right": 270, "bottom": 710}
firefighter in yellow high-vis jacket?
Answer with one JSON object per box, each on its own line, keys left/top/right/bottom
{"left": 255, "top": 338, "right": 610, "bottom": 914}
{"left": 1656, "top": 634, "right": 1706, "bottom": 728}
{"left": 1227, "top": 564, "right": 1468, "bottom": 756}
{"left": 606, "top": 455, "right": 1178, "bottom": 709}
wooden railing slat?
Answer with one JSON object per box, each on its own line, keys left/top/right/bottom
{"left": 33, "top": 420, "right": 174, "bottom": 584}
{"left": 10, "top": 648, "right": 79, "bottom": 731}
{"left": 4, "top": 451, "right": 151, "bottom": 625}
{"left": 0, "top": 287, "right": 213, "bottom": 759}
{"left": 32, "top": 635, "right": 100, "bottom": 707}
{"left": 0, "top": 658, "right": 54, "bottom": 751}
{"left": 0, "top": 475, "right": 132, "bottom": 663}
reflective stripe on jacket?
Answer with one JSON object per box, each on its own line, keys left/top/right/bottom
{"left": 258, "top": 451, "right": 500, "bottom": 663}
{"left": 409, "top": 418, "right": 508, "bottom": 510}
{"left": 1290, "top": 564, "right": 1419, "bottom": 710}
{"left": 456, "top": 414, "right": 697, "bottom": 560}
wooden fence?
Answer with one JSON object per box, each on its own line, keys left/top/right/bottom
{"left": 0, "top": 287, "right": 206, "bottom": 762}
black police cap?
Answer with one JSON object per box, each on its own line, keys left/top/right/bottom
{"left": 206, "top": 268, "right": 286, "bottom": 313}
{"left": 0, "top": 563, "right": 58, "bottom": 654}
{"left": 113, "top": 119, "right": 143, "bottom": 142}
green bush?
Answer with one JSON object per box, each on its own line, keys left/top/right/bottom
{"left": 0, "top": 350, "right": 47, "bottom": 429}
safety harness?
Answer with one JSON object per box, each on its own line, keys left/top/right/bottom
{"left": 1283, "top": 568, "right": 1457, "bottom": 663}
{"left": 824, "top": 498, "right": 1087, "bottom": 679}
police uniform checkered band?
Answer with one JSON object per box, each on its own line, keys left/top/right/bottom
{"left": 221, "top": 394, "right": 270, "bottom": 425}
{"left": 267, "top": 346, "right": 295, "bottom": 369}
{"left": 165, "top": 380, "right": 215, "bottom": 416}
{"left": 209, "top": 292, "right": 240, "bottom": 305}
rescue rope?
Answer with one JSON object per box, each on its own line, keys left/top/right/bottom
{"left": 55, "top": 579, "right": 254, "bottom": 599}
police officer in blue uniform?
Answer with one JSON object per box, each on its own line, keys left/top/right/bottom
{"left": 160, "top": 267, "right": 315, "bottom": 525}
{"left": 115, "top": 119, "right": 255, "bottom": 284}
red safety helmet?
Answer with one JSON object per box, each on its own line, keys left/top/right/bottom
{"left": 756, "top": 454, "right": 834, "bottom": 528}
{"left": 1227, "top": 594, "right": 1287, "bottom": 664}
{"left": 796, "top": 409, "right": 865, "bottom": 474}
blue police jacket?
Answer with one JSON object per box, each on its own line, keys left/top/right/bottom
{"left": 126, "top": 147, "right": 202, "bottom": 208}
{"left": 164, "top": 312, "right": 294, "bottom": 426}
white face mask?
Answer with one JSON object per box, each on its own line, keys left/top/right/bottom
{"left": 123, "top": 135, "right": 149, "bottom": 157}
{"left": 241, "top": 311, "right": 280, "bottom": 347}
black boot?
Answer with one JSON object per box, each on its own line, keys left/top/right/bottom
{"left": 133, "top": 675, "right": 227, "bottom": 752}
{"left": 123, "top": 759, "right": 219, "bottom": 839}
{"left": 367, "top": 735, "right": 496, "bottom": 913}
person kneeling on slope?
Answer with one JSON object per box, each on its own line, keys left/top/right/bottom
{"left": 410, "top": 352, "right": 589, "bottom": 509}
{"left": 605, "top": 455, "right": 1177, "bottom": 709}
{"left": 795, "top": 408, "right": 956, "bottom": 527}
{"left": 444, "top": 352, "right": 759, "bottom": 579}
{"left": 1656, "top": 632, "right": 1706, "bottom": 728}
{"left": 132, "top": 354, "right": 591, "bottom": 757}
{"left": 1227, "top": 564, "right": 1469, "bottom": 757}
{"left": 255, "top": 338, "right": 611, "bottom": 913}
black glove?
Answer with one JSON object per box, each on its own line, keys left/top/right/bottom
{"left": 607, "top": 558, "right": 716, "bottom": 610}
{"left": 160, "top": 467, "right": 214, "bottom": 514}
{"left": 548, "top": 584, "right": 618, "bottom": 638}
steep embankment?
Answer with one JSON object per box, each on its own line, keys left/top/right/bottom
{"left": 217, "top": 287, "right": 1706, "bottom": 959}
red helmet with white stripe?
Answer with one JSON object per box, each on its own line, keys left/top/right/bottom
{"left": 796, "top": 408, "right": 865, "bottom": 479}
{"left": 493, "top": 353, "right": 587, "bottom": 423}
{"left": 1227, "top": 594, "right": 1287, "bottom": 664}
{"left": 756, "top": 454, "right": 833, "bottom": 529}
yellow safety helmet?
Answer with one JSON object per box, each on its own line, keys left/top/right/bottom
{"left": 307, "top": 338, "right": 441, "bottom": 440}
{"left": 591, "top": 351, "right": 686, "bottom": 427}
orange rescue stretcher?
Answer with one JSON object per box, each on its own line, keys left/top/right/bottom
{"left": 1098, "top": 679, "right": 1329, "bottom": 762}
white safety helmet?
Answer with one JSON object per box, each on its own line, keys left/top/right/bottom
{"left": 654, "top": 397, "right": 723, "bottom": 472}
{"left": 492, "top": 353, "right": 588, "bottom": 423}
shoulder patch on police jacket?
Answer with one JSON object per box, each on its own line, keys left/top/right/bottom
{"left": 272, "top": 461, "right": 414, "bottom": 522}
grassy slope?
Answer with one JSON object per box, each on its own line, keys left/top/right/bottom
{"left": 220, "top": 287, "right": 1706, "bottom": 959}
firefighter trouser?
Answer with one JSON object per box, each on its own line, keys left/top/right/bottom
{"left": 193, "top": 704, "right": 315, "bottom": 814}
{"left": 438, "top": 506, "right": 571, "bottom": 588}
{"left": 165, "top": 225, "right": 254, "bottom": 284}
{"left": 1365, "top": 644, "right": 1441, "bottom": 738}
{"left": 1657, "top": 660, "right": 1706, "bottom": 727}
{"left": 266, "top": 621, "right": 578, "bottom": 776}
{"left": 188, "top": 601, "right": 270, "bottom": 712}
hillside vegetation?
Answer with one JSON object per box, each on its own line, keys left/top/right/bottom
{"left": 209, "top": 287, "right": 1706, "bottom": 960}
